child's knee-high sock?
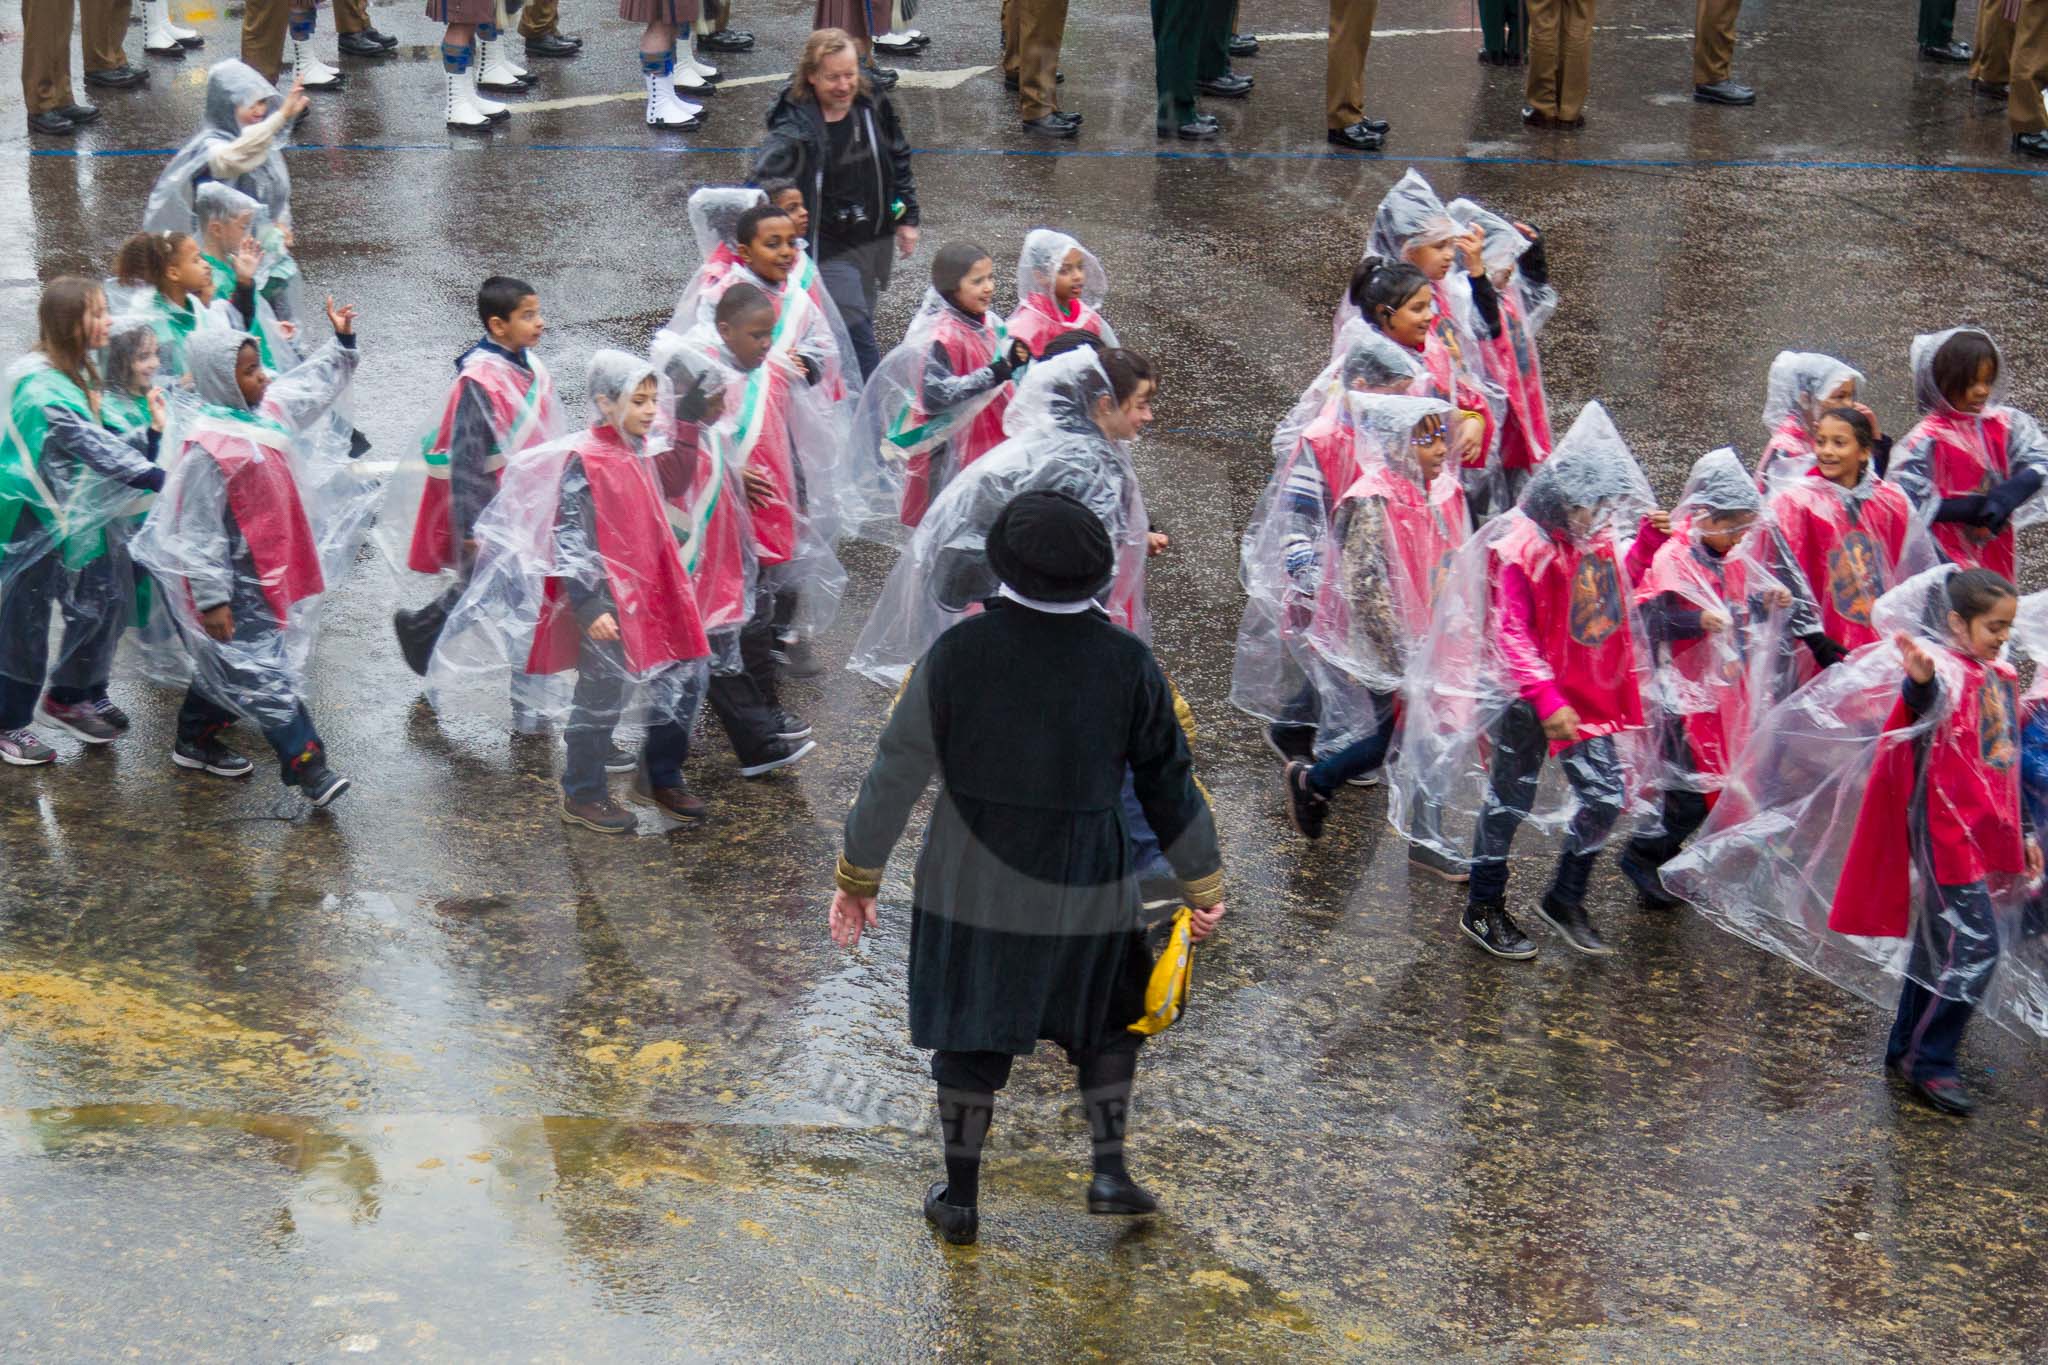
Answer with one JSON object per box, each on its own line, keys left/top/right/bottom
{"left": 289, "top": 10, "right": 315, "bottom": 40}
{"left": 442, "top": 41, "right": 475, "bottom": 72}
{"left": 935, "top": 1087, "right": 994, "bottom": 1208}
{"left": 640, "top": 47, "right": 674, "bottom": 75}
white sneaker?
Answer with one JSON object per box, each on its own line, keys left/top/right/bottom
{"left": 644, "top": 70, "right": 702, "bottom": 128}
{"left": 477, "top": 35, "right": 530, "bottom": 92}
{"left": 445, "top": 67, "right": 494, "bottom": 127}
{"left": 143, "top": 0, "right": 185, "bottom": 53}
{"left": 292, "top": 40, "right": 344, "bottom": 89}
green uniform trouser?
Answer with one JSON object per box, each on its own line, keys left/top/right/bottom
{"left": 1478, "top": 0, "right": 1526, "bottom": 57}
{"left": 1918, "top": 0, "right": 1957, "bottom": 47}
{"left": 1152, "top": 0, "right": 1227, "bottom": 127}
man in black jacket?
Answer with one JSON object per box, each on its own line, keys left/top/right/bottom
{"left": 831, "top": 490, "right": 1226, "bottom": 1246}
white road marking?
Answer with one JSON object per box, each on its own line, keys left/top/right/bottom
{"left": 1253, "top": 25, "right": 1695, "bottom": 41}
{"left": 512, "top": 64, "right": 992, "bottom": 115}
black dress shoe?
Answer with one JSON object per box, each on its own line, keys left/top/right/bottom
{"left": 27, "top": 110, "right": 78, "bottom": 135}
{"left": 1087, "top": 1172, "right": 1160, "bottom": 1215}
{"left": 1693, "top": 79, "right": 1756, "bottom": 105}
{"left": 524, "top": 32, "right": 581, "bottom": 57}
{"left": 1356, "top": 114, "right": 1389, "bottom": 134}
{"left": 865, "top": 62, "right": 899, "bottom": 89}
{"left": 1023, "top": 114, "right": 1078, "bottom": 138}
{"left": 1974, "top": 77, "right": 2011, "bottom": 98}
{"left": 59, "top": 103, "right": 101, "bottom": 123}
{"left": 923, "top": 1182, "right": 979, "bottom": 1245}
{"left": 337, "top": 30, "right": 395, "bottom": 57}
{"left": 700, "top": 29, "right": 753, "bottom": 52}
{"left": 1196, "top": 72, "right": 1252, "bottom": 97}
{"left": 1158, "top": 119, "right": 1219, "bottom": 141}
{"left": 2015, "top": 131, "right": 2048, "bottom": 159}
{"left": 1522, "top": 105, "right": 1558, "bottom": 126}
{"left": 84, "top": 64, "right": 150, "bottom": 88}
{"left": 1228, "top": 33, "right": 1258, "bottom": 57}
{"left": 1920, "top": 40, "right": 1972, "bottom": 63}
{"left": 176, "top": 31, "right": 204, "bottom": 48}
{"left": 144, "top": 38, "right": 187, "bottom": 56}
{"left": 873, "top": 34, "right": 921, "bottom": 54}
{"left": 1327, "top": 121, "right": 1385, "bottom": 151}
{"left": 362, "top": 26, "right": 399, "bottom": 48}
{"left": 1003, "top": 70, "right": 1063, "bottom": 90}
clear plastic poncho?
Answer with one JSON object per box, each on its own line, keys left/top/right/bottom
{"left": 1664, "top": 565, "right": 2048, "bottom": 1043}
{"left": 1893, "top": 327, "right": 2048, "bottom": 546}
{"left": 1334, "top": 170, "right": 1488, "bottom": 353}
{"left": 845, "top": 286, "right": 1013, "bottom": 545}
{"left": 193, "top": 182, "right": 302, "bottom": 371}
{"left": 0, "top": 347, "right": 167, "bottom": 705}
{"left": 130, "top": 327, "right": 379, "bottom": 729}
{"left": 846, "top": 348, "right": 1150, "bottom": 688}
{"left": 1388, "top": 402, "right": 1660, "bottom": 860}
{"left": 1754, "top": 351, "right": 1862, "bottom": 486}
{"left": 1632, "top": 448, "right": 1798, "bottom": 810}
{"left": 1445, "top": 197, "right": 1559, "bottom": 335}
{"left": 1008, "top": 230, "right": 1119, "bottom": 357}
{"left": 426, "top": 351, "right": 712, "bottom": 733}
{"left": 1230, "top": 384, "right": 1447, "bottom": 727}
{"left": 1446, "top": 196, "right": 1556, "bottom": 477}
{"left": 1294, "top": 394, "right": 1468, "bottom": 753}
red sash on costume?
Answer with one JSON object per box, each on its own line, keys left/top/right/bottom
{"left": 1008, "top": 293, "right": 1105, "bottom": 359}
{"left": 409, "top": 351, "right": 561, "bottom": 574}
{"left": 901, "top": 309, "right": 1009, "bottom": 527}
{"left": 1636, "top": 534, "right": 1756, "bottom": 782}
{"left": 1831, "top": 652, "right": 2023, "bottom": 937}
{"left": 1904, "top": 410, "right": 2015, "bottom": 579}
{"left": 526, "top": 427, "right": 710, "bottom": 676}
{"left": 1754, "top": 417, "right": 1812, "bottom": 487}
{"left": 1771, "top": 470, "right": 1913, "bottom": 652}
{"left": 1491, "top": 513, "right": 1643, "bottom": 746}
{"left": 1482, "top": 290, "right": 1551, "bottom": 472}
{"left": 192, "top": 417, "right": 324, "bottom": 619}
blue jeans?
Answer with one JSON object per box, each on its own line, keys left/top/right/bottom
{"left": 1307, "top": 691, "right": 1397, "bottom": 795}
{"left": 1887, "top": 879, "right": 2000, "bottom": 1082}
{"left": 1120, "top": 769, "right": 1176, "bottom": 884}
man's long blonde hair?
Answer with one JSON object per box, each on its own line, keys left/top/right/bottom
{"left": 788, "top": 27, "right": 872, "bottom": 104}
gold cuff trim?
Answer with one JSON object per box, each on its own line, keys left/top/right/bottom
{"left": 1180, "top": 868, "right": 1224, "bottom": 910}
{"left": 836, "top": 854, "right": 884, "bottom": 898}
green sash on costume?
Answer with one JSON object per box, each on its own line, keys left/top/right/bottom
{"left": 203, "top": 254, "right": 279, "bottom": 370}
{"left": 0, "top": 364, "right": 103, "bottom": 568}
{"left": 885, "top": 322, "right": 1008, "bottom": 461}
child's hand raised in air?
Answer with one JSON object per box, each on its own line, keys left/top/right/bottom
{"left": 146, "top": 388, "right": 169, "bottom": 434}
{"left": 1456, "top": 227, "right": 1488, "bottom": 278}
{"left": 283, "top": 81, "right": 311, "bottom": 122}
{"left": 232, "top": 236, "right": 261, "bottom": 286}
{"left": 1646, "top": 509, "right": 1672, "bottom": 535}
{"left": 1895, "top": 630, "right": 1936, "bottom": 685}
{"left": 1004, "top": 337, "right": 1032, "bottom": 371}
{"left": 1847, "top": 401, "right": 1882, "bottom": 439}
{"left": 587, "top": 612, "right": 620, "bottom": 643}
{"left": 200, "top": 604, "right": 234, "bottom": 642}
{"left": 324, "top": 296, "right": 357, "bottom": 337}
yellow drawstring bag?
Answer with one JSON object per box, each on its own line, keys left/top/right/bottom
{"left": 1129, "top": 907, "right": 1194, "bottom": 1036}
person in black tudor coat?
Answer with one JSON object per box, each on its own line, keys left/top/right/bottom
{"left": 830, "top": 490, "right": 1227, "bottom": 1246}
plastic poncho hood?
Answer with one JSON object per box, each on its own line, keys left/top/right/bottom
{"left": 1016, "top": 229, "right": 1108, "bottom": 313}
{"left": 1445, "top": 197, "right": 1531, "bottom": 277}
{"left": 586, "top": 349, "right": 661, "bottom": 447}
{"left": 1367, "top": 169, "right": 1459, "bottom": 259}
{"left": 1516, "top": 402, "right": 1656, "bottom": 544}
{"left": 686, "top": 186, "right": 768, "bottom": 261}
{"left": 1678, "top": 447, "right": 1763, "bottom": 520}
{"left": 1764, "top": 351, "right": 1862, "bottom": 439}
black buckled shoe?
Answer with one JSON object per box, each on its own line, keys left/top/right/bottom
{"left": 1538, "top": 892, "right": 1613, "bottom": 956}
{"left": 59, "top": 103, "right": 102, "bottom": 123}
{"left": 2015, "top": 131, "right": 2048, "bottom": 160}
{"left": 1158, "top": 119, "right": 1219, "bottom": 141}
{"left": 1462, "top": 898, "right": 1537, "bottom": 959}
{"left": 85, "top": 64, "right": 151, "bottom": 89}
{"left": 338, "top": 30, "right": 396, "bottom": 57}
{"left": 1692, "top": 79, "right": 1756, "bottom": 106}
{"left": 1197, "top": 72, "right": 1253, "bottom": 98}
{"left": 524, "top": 32, "right": 581, "bottom": 57}
{"left": 1617, "top": 852, "right": 1683, "bottom": 909}
{"left": 1023, "top": 113, "right": 1078, "bottom": 138}
{"left": 700, "top": 29, "right": 753, "bottom": 52}
{"left": 1327, "top": 121, "right": 1385, "bottom": 151}
{"left": 1086, "top": 1172, "right": 1159, "bottom": 1216}
{"left": 1919, "top": 40, "right": 1972, "bottom": 63}
{"left": 923, "top": 1181, "right": 979, "bottom": 1244}
{"left": 1228, "top": 33, "right": 1258, "bottom": 57}
{"left": 28, "top": 110, "right": 79, "bottom": 135}
{"left": 864, "top": 61, "right": 899, "bottom": 90}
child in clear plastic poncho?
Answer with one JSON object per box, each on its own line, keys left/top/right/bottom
{"left": 1665, "top": 566, "right": 2046, "bottom": 1118}
{"left": 1344, "top": 255, "right": 1506, "bottom": 522}
{"left": 1229, "top": 326, "right": 1427, "bottom": 762}
{"left": 1389, "top": 401, "right": 1669, "bottom": 961}
{"left": 1891, "top": 327, "right": 2048, "bottom": 582}
{"left": 194, "top": 183, "right": 300, "bottom": 373}
{"left": 1611, "top": 448, "right": 1796, "bottom": 910}
{"left": 850, "top": 242, "right": 1033, "bottom": 537}
{"left": 429, "top": 351, "right": 713, "bottom": 833}
{"left": 131, "top": 302, "right": 374, "bottom": 806}
{"left": 387, "top": 276, "right": 567, "bottom": 689}
{"left": 1765, "top": 404, "right": 1931, "bottom": 682}
{"left": 653, "top": 305, "right": 823, "bottom": 779}
{"left": 847, "top": 345, "right": 1155, "bottom": 690}
{"left": 1753, "top": 351, "right": 1871, "bottom": 487}
{"left": 1277, "top": 394, "right": 1469, "bottom": 853}
{"left": 1445, "top": 197, "right": 1555, "bottom": 500}
{"left": 1007, "top": 230, "right": 1120, "bottom": 360}
{"left": 0, "top": 280, "right": 171, "bottom": 766}
{"left": 144, "top": 62, "right": 311, "bottom": 327}
{"left": 110, "top": 230, "right": 257, "bottom": 385}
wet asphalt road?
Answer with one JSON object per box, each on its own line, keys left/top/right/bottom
{"left": 5, "top": 0, "right": 2048, "bottom": 1358}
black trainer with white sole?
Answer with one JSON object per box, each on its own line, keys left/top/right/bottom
{"left": 738, "top": 736, "right": 817, "bottom": 777}
{"left": 173, "top": 735, "right": 255, "bottom": 778}
{"left": 1461, "top": 898, "right": 1537, "bottom": 959}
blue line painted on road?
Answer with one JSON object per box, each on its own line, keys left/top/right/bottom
{"left": 18, "top": 140, "right": 2048, "bottom": 179}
